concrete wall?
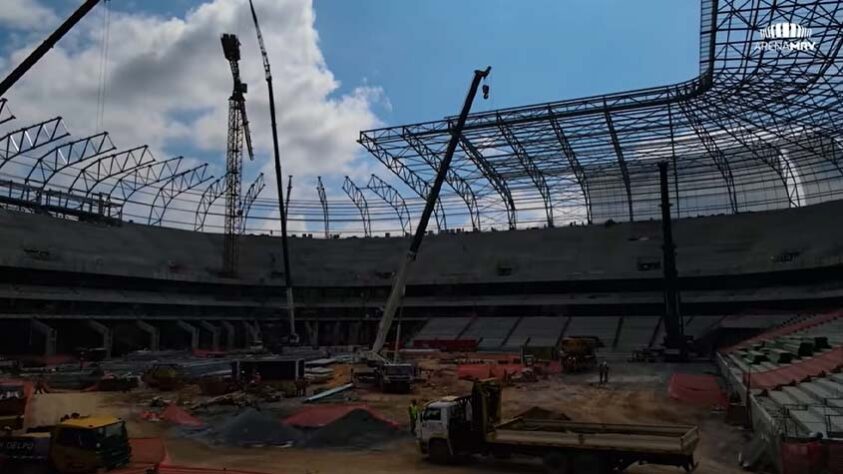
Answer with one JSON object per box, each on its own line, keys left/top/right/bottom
{"left": 3, "top": 199, "right": 843, "bottom": 289}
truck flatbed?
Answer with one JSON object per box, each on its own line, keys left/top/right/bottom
{"left": 490, "top": 419, "right": 699, "bottom": 455}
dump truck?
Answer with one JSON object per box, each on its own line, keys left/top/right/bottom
{"left": 0, "top": 381, "right": 27, "bottom": 430}
{"left": 417, "top": 380, "right": 699, "bottom": 473}
{"left": 0, "top": 416, "right": 132, "bottom": 473}
{"left": 559, "top": 337, "right": 599, "bottom": 373}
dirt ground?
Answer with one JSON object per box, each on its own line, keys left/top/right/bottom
{"left": 18, "top": 359, "right": 748, "bottom": 474}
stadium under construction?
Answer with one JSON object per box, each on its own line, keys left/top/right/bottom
{"left": 0, "top": 0, "right": 842, "bottom": 472}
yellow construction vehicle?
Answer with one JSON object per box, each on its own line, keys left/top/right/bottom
{"left": 559, "top": 336, "right": 599, "bottom": 373}
{"left": 0, "top": 416, "right": 132, "bottom": 473}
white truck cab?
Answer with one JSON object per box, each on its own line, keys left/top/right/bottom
{"left": 417, "top": 396, "right": 473, "bottom": 462}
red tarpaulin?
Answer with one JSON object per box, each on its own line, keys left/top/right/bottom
{"left": 667, "top": 373, "right": 727, "bottom": 409}
{"left": 160, "top": 404, "right": 204, "bottom": 428}
{"left": 284, "top": 404, "right": 397, "bottom": 429}
{"left": 745, "top": 346, "right": 843, "bottom": 390}
{"left": 780, "top": 440, "right": 826, "bottom": 474}
{"left": 828, "top": 441, "right": 843, "bottom": 474}
{"left": 128, "top": 437, "right": 168, "bottom": 466}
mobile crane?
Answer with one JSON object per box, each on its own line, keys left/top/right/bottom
{"left": 357, "top": 67, "right": 491, "bottom": 392}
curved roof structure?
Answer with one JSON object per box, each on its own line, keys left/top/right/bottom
{"left": 360, "top": 0, "right": 843, "bottom": 228}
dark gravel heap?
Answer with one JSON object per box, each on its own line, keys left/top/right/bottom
{"left": 215, "top": 408, "right": 301, "bottom": 446}
{"left": 303, "top": 408, "right": 401, "bottom": 449}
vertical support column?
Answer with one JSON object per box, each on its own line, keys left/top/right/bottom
{"left": 31, "top": 319, "right": 57, "bottom": 357}
{"left": 176, "top": 320, "right": 199, "bottom": 351}
{"left": 86, "top": 320, "right": 113, "bottom": 359}
{"left": 135, "top": 320, "right": 160, "bottom": 352}
{"left": 199, "top": 321, "right": 221, "bottom": 351}
{"left": 349, "top": 322, "right": 361, "bottom": 346}
{"left": 304, "top": 321, "right": 319, "bottom": 348}
{"left": 242, "top": 321, "right": 260, "bottom": 347}
{"left": 220, "top": 321, "right": 236, "bottom": 350}
{"left": 331, "top": 321, "right": 342, "bottom": 346}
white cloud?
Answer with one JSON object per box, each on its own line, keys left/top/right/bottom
{"left": 0, "top": 0, "right": 58, "bottom": 30}
{"left": 0, "top": 0, "right": 385, "bottom": 224}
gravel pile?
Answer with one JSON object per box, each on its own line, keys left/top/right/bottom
{"left": 214, "top": 408, "right": 301, "bottom": 446}
{"left": 303, "top": 408, "right": 401, "bottom": 449}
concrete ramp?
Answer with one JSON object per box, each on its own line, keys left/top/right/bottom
{"left": 503, "top": 317, "right": 567, "bottom": 349}
{"left": 564, "top": 316, "right": 621, "bottom": 349}
{"left": 411, "top": 317, "right": 472, "bottom": 342}
{"left": 615, "top": 316, "right": 660, "bottom": 351}
{"left": 460, "top": 317, "right": 518, "bottom": 350}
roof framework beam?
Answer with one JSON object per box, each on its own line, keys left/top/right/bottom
{"left": 316, "top": 176, "right": 329, "bottom": 238}
{"left": 148, "top": 164, "right": 211, "bottom": 225}
{"left": 0, "top": 99, "right": 14, "bottom": 126}
{"left": 678, "top": 101, "right": 739, "bottom": 213}
{"left": 240, "top": 172, "right": 265, "bottom": 233}
{"left": 194, "top": 175, "right": 227, "bottom": 231}
{"left": 497, "top": 116, "right": 554, "bottom": 227}
{"left": 342, "top": 176, "right": 372, "bottom": 237}
{"left": 603, "top": 108, "right": 634, "bottom": 221}
{"left": 367, "top": 174, "right": 412, "bottom": 234}
{"left": 459, "top": 137, "right": 516, "bottom": 229}
{"left": 107, "top": 156, "right": 183, "bottom": 203}
{"left": 548, "top": 114, "right": 592, "bottom": 224}
{"left": 0, "top": 117, "right": 68, "bottom": 171}
{"left": 695, "top": 100, "right": 802, "bottom": 207}
{"left": 358, "top": 133, "right": 446, "bottom": 231}
{"left": 26, "top": 133, "right": 115, "bottom": 188}
{"left": 402, "top": 129, "right": 480, "bottom": 230}
{"left": 67, "top": 145, "right": 152, "bottom": 200}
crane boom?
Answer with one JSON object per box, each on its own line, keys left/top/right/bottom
{"left": 370, "top": 67, "right": 491, "bottom": 355}
{"left": 249, "top": 0, "right": 298, "bottom": 341}
{"left": 0, "top": 0, "right": 102, "bottom": 98}
{"left": 249, "top": 0, "right": 272, "bottom": 80}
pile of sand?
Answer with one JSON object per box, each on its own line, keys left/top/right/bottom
{"left": 214, "top": 408, "right": 301, "bottom": 446}
{"left": 303, "top": 408, "right": 402, "bottom": 449}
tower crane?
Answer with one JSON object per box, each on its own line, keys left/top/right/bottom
{"left": 221, "top": 33, "right": 254, "bottom": 275}
{"left": 248, "top": 0, "right": 298, "bottom": 341}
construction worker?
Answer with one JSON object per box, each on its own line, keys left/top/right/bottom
{"left": 34, "top": 377, "right": 48, "bottom": 394}
{"left": 408, "top": 399, "right": 420, "bottom": 434}
{"left": 599, "top": 361, "right": 610, "bottom": 384}
{"left": 295, "top": 377, "right": 307, "bottom": 397}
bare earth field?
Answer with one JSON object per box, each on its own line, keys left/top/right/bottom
{"left": 20, "top": 359, "right": 747, "bottom": 474}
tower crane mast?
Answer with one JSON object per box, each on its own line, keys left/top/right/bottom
{"left": 221, "top": 33, "right": 254, "bottom": 275}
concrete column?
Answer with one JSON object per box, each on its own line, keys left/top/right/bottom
{"left": 31, "top": 319, "right": 57, "bottom": 357}
{"left": 304, "top": 321, "right": 318, "bottom": 347}
{"left": 135, "top": 320, "right": 160, "bottom": 351}
{"left": 331, "top": 322, "right": 342, "bottom": 346}
{"left": 199, "top": 321, "right": 221, "bottom": 351}
{"left": 349, "top": 322, "right": 361, "bottom": 346}
{"left": 86, "top": 320, "right": 113, "bottom": 359}
{"left": 242, "top": 321, "right": 260, "bottom": 346}
{"left": 220, "top": 321, "right": 236, "bottom": 350}
{"left": 176, "top": 320, "right": 199, "bottom": 351}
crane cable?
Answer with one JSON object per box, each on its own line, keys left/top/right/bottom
{"left": 95, "top": 0, "right": 112, "bottom": 131}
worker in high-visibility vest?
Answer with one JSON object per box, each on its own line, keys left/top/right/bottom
{"left": 408, "top": 400, "right": 420, "bottom": 434}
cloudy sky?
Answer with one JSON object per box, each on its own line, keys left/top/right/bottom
{"left": 0, "top": 0, "right": 699, "bottom": 233}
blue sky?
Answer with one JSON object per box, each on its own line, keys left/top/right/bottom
{"left": 28, "top": 0, "right": 701, "bottom": 127}
{"left": 0, "top": 0, "right": 702, "bottom": 232}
